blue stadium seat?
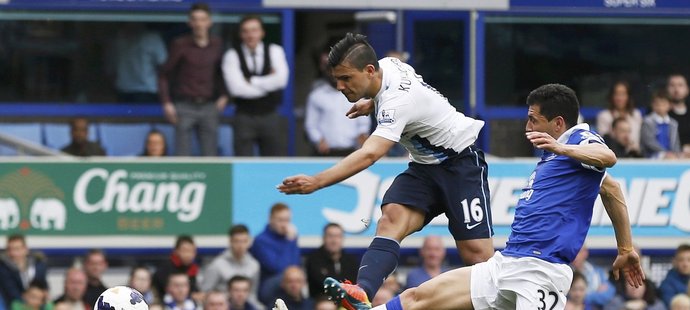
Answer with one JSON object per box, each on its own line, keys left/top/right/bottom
{"left": 98, "top": 123, "right": 152, "bottom": 156}
{"left": 43, "top": 123, "right": 98, "bottom": 150}
{"left": 218, "top": 124, "right": 233, "bottom": 156}
{"left": 0, "top": 123, "right": 43, "bottom": 156}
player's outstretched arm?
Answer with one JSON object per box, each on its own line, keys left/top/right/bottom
{"left": 527, "top": 131, "right": 617, "bottom": 168}
{"left": 277, "top": 136, "right": 395, "bottom": 194}
{"left": 599, "top": 174, "right": 645, "bottom": 288}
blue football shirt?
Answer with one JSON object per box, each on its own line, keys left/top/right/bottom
{"left": 502, "top": 124, "right": 608, "bottom": 264}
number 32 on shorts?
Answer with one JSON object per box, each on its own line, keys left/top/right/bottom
{"left": 537, "top": 289, "right": 558, "bottom": 310}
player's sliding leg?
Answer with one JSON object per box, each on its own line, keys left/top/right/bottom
{"left": 372, "top": 267, "right": 475, "bottom": 310}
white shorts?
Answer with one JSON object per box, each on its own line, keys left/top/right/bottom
{"left": 470, "top": 251, "right": 573, "bottom": 310}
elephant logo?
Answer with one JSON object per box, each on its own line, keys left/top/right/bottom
{"left": 0, "top": 198, "right": 20, "bottom": 230}
{"left": 30, "top": 198, "right": 66, "bottom": 230}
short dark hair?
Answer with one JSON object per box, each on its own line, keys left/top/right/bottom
{"left": 27, "top": 279, "right": 48, "bottom": 291}
{"left": 676, "top": 243, "right": 690, "bottom": 255}
{"left": 328, "top": 33, "right": 379, "bottom": 71}
{"left": 168, "top": 271, "right": 190, "bottom": 283}
{"left": 239, "top": 14, "right": 264, "bottom": 31}
{"left": 175, "top": 235, "right": 195, "bottom": 249}
{"left": 229, "top": 224, "right": 250, "bottom": 237}
{"left": 526, "top": 84, "right": 580, "bottom": 128}
{"left": 85, "top": 249, "right": 106, "bottom": 262}
{"left": 323, "top": 223, "right": 342, "bottom": 234}
{"left": 227, "top": 275, "right": 252, "bottom": 289}
{"left": 189, "top": 2, "right": 211, "bottom": 15}
{"left": 651, "top": 88, "right": 670, "bottom": 102}
{"left": 611, "top": 117, "right": 629, "bottom": 130}
{"left": 7, "top": 234, "right": 25, "bottom": 245}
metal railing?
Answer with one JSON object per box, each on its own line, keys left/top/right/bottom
{"left": 0, "top": 132, "right": 68, "bottom": 156}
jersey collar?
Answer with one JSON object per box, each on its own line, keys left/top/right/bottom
{"left": 557, "top": 123, "right": 590, "bottom": 144}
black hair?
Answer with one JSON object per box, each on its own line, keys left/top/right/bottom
{"left": 227, "top": 275, "right": 252, "bottom": 289}
{"left": 327, "top": 33, "right": 379, "bottom": 71}
{"left": 28, "top": 279, "right": 49, "bottom": 291}
{"left": 239, "top": 14, "right": 264, "bottom": 32}
{"left": 228, "top": 224, "right": 250, "bottom": 237}
{"left": 611, "top": 117, "right": 629, "bottom": 130}
{"left": 175, "top": 235, "right": 195, "bottom": 249}
{"left": 526, "top": 84, "right": 580, "bottom": 128}
{"left": 188, "top": 2, "right": 211, "bottom": 16}
{"left": 651, "top": 88, "right": 670, "bottom": 102}
{"left": 323, "top": 222, "right": 342, "bottom": 234}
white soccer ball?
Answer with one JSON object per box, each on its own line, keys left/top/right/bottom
{"left": 95, "top": 286, "right": 149, "bottom": 310}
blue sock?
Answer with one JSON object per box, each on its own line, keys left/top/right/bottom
{"left": 384, "top": 296, "right": 403, "bottom": 310}
{"left": 357, "top": 236, "right": 400, "bottom": 298}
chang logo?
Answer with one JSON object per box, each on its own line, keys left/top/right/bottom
{"left": 0, "top": 168, "right": 66, "bottom": 231}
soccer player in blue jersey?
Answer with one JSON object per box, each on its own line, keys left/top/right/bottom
{"left": 316, "top": 84, "right": 645, "bottom": 310}
{"left": 277, "top": 33, "right": 494, "bottom": 309}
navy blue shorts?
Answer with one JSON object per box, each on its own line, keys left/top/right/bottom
{"left": 381, "top": 145, "right": 493, "bottom": 240}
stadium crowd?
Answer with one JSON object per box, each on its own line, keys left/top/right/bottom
{"left": 1, "top": 202, "right": 689, "bottom": 310}
{"left": 2, "top": 2, "right": 690, "bottom": 310}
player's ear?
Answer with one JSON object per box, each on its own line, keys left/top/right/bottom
{"left": 365, "top": 64, "right": 376, "bottom": 75}
{"left": 554, "top": 116, "right": 566, "bottom": 131}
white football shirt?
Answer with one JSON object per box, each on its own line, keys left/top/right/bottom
{"left": 371, "top": 57, "right": 484, "bottom": 164}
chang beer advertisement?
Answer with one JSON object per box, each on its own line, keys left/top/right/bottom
{"left": 0, "top": 162, "right": 231, "bottom": 235}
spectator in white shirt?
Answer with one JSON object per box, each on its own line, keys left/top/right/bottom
{"left": 305, "top": 46, "right": 370, "bottom": 156}
{"left": 222, "top": 15, "right": 289, "bottom": 156}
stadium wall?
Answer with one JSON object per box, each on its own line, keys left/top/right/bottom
{"left": 0, "top": 158, "right": 688, "bottom": 251}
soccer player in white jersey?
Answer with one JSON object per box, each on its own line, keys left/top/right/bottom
{"left": 314, "top": 84, "right": 645, "bottom": 310}
{"left": 277, "top": 33, "right": 494, "bottom": 309}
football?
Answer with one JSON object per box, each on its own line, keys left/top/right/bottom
{"left": 95, "top": 286, "right": 149, "bottom": 310}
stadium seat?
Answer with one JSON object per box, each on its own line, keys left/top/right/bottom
{"left": 43, "top": 123, "right": 98, "bottom": 150}
{"left": 0, "top": 123, "right": 43, "bottom": 156}
{"left": 98, "top": 123, "right": 152, "bottom": 156}
{"left": 218, "top": 124, "right": 233, "bottom": 156}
